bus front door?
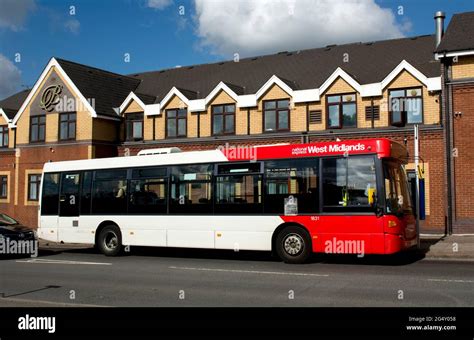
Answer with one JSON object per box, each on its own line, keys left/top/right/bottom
{"left": 58, "top": 172, "right": 81, "bottom": 243}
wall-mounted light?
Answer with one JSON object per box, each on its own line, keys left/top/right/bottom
{"left": 454, "top": 111, "right": 463, "bottom": 119}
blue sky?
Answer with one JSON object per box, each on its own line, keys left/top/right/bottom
{"left": 0, "top": 0, "right": 473, "bottom": 99}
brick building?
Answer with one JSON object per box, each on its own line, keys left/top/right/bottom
{"left": 0, "top": 11, "right": 473, "bottom": 234}
{"left": 435, "top": 11, "right": 474, "bottom": 233}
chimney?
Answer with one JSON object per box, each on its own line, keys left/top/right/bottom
{"left": 434, "top": 11, "right": 445, "bottom": 47}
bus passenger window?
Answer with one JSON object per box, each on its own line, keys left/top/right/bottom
{"left": 41, "top": 173, "right": 60, "bottom": 215}
{"left": 264, "top": 159, "right": 319, "bottom": 214}
{"left": 129, "top": 178, "right": 167, "bottom": 214}
{"left": 92, "top": 170, "right": 128, "bottom": 214}
{"left": 169, "top": 164, "right": 212, "bottom": 214}
{"left": 322, "top": 156, "right": 377, "bottom": 212}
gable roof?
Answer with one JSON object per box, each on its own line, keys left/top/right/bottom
{"left": 436, "top": 11, "right": 474, "bottom": 53}
{"left": 0, "top": 89, "right": 31, "bottom": 120}
{"left": 55, "top": 58, "right": 141, "bottom": 117}
{"left": 130, "top": 35, "right": 440, "bottom": 102}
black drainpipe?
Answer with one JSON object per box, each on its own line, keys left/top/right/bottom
{"left": 443, "top": 58, "right": 454, "bottom": 235}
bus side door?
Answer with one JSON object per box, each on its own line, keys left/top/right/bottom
{"left": 58, "top": 172, "right": 81, "bottom": 243}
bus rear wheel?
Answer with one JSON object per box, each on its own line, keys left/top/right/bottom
{"left": 97, "top": 225, "right": 122, "bottom": 256}
{"left": 276, "top": 226, "right": 311, "bottom": 264}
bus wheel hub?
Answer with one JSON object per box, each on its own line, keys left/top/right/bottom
{"left": 284, "top": 234, "right": 303, "bottom": 255}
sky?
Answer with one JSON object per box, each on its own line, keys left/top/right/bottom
{"left": 0, "top": 0, "right": 473, "bottom": 99}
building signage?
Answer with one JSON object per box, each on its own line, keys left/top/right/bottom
{"left": 39, "top": 84, "right": 63, "bottom": 111}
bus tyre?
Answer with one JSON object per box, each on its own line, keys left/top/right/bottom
{"left": 276, "top": 226, "right": 311, "bottom": 264}
{"left": 98, "top": 225, "right": 123, "bottom": 256}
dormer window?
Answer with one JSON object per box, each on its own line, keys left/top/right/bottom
{"left": 263, "top": 99, "right": 290, "bottom": 132}
{"left": 0, "top": 125, "right": 8, "bottom": 147}
{"left": 327, "top": 93, "right": 357, "bottom": 129}
{"left": 125, "top": 112, "right": 144, "bottom": 141}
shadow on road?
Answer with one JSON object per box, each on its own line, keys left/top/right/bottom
{"left": 33, "top": 243, "right": 428, "bottom": 266}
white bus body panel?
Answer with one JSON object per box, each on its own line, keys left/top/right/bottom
{"left": 38, "top": 216, "right": 58, "bottom": 242}
{"left": 52, "top": 215, "right": 283, "bottom": 251}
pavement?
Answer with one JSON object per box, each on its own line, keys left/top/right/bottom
{"left": 420, "top": 235, "right": 474, "bottom": 260}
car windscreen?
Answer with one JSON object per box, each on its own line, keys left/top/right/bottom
{"left": 0, "top": 213, "right": 19, "bottom": 226}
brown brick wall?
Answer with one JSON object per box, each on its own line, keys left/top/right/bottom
{"left": 453, "top": 84, "right": 474, "bottom": 225}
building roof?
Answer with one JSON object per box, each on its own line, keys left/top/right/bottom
{"left": 130, "top": 35, "right": 440, "bottom": 102}
{"left": 56, "top": 58, "right": 141, "bottom": 117}
{"left": 1, "top": 34, "right": 442, "bottom": 121}
{"left": 436, "top": 11, "right": 474, "bottom": 53}
{"left": 0, "top": 89, "right": 31, "bottom": 119}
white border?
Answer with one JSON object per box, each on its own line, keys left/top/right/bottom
{"left": 435, "top": 49, "right": 474, "bottom": 60}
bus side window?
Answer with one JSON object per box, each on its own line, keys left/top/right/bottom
{"left": 169, "top": 164, "right": 213, "bottom": 214}
{"left": 322, "top": 156, "right": 377, "bottom": 213}
{"left": 81, "top": 171, "right": 93, "bottom": 215}
{"left": 129, "top": 167, "right": 168, "bottom": 214}
{"left": 264, "top": 158, "right": 319, "bottom": 214}
{"left": 215, "top": 162, "right": 263, "bottom": 214}
{"left": 92, "top": 169, "right": 128, "bottom": 214}
{"left": 41, "top": 173, "right": 60, "bottom": 215}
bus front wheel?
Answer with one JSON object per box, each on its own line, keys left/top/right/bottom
{"left": 97, "top": 225, "right": 123, "bottom": 256}
{"left": 276, "top": 226, "right": 311, "bottom": 264}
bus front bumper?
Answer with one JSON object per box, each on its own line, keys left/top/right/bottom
{"left": 384, "top": 233, "right": 418, "bottom": 254}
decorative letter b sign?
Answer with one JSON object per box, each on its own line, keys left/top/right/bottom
{"left": 40, "top": 85, "right": 63, "bottom": 111}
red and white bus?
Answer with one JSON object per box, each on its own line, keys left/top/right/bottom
{"left": 38, "top": 138, "right": 417, "bottom": 263}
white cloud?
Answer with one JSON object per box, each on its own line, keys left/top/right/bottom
{"left": 64, "top": 18, "right": 80, "bottom": 34}
{"left": 194, "top": 0, "right": 408, "bottom": 57}
{"left": 0, "top": 0, "right": 36, "bottom": 31}
{"left": 147, "top": 0, "right": 173, "bottom": 10}
{"left": 0, "top": 54, "right": 22, "bottom": 99}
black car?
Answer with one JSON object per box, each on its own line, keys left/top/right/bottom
{"left": 0, "top": 213, "right": 36, "bottom": 243}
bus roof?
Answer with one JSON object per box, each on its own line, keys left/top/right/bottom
{"left": 43, "top": 138, "right": 407, "bottom": 173}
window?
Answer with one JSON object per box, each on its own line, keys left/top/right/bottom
{"left": 0, "top": 176, "right": 7, "bottom": 199}
{"left": 30, "top": 115, "right": 46, "bottom": 142}
{"left": 125, "top": 112, "right": 144, "bottom": 141}
{"left": 170, "top": 164, "right": 212, "bottom": 214}
{"left": 327, "top": 94, "right": 357, "bottom": 129}
{"left": 0, "top": 126, "right": 8, "bottom": 147}
{"left": 265, "top": 159, "right": 319, "bottom": 214}
{"left": 263, "top": 99, "right": 290, "bottom": 132}
{"left": 129, "top": 167, "right": 167, "bottom": 214}
{"left": 215, "top": 162, "right": 263, "bottom": 214}
{"left": 322, "top": 156, "right": 377, "bottom": 212}
{"left": 28, "top": 174, "right": 42, "bottom": 201}
{"left": 383, "top": 161, "right": 412, "bottom": 215}
{"left": 41, "top": 173, "right": 59, "bottom": 214}
{"left": 389, "top": 88, "right": 423, "bottom": 125}
{"left": 92, "top": 170, "right": 128, "bottom": 214}
{"left": 166, "top": 109, "right": 187, "bottom": 138}
{"left": 59, "top": 112, "right": 76, "bottom": 140}
{"left": 212, "top": 104, "right": 235, "bottom": 135}
{"left": 81, "top": 171, "right": 93, "bottom": 215}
